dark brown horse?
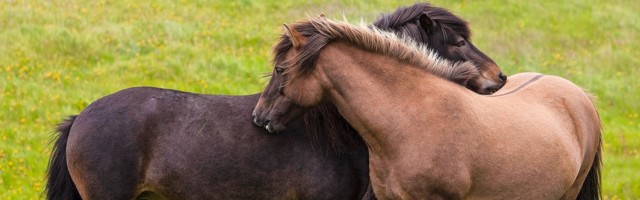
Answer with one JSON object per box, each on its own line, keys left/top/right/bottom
{"left": 48, "top": 92, "right": 370, "bottom": 199}
{"left": 45, "top": 3, "right": 505, "bottom": 199}
{"left": 252, "top": 17, "right": 602, "bottom": 199}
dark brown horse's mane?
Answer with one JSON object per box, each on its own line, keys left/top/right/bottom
{"left": 272, "top": 13, "right": 478, "bottom": 152}
{"left": 373, "top": 3, "right": 471, "bottom": 44}
{"left": 303, "top": 103, "right": 361, "bottom": 153}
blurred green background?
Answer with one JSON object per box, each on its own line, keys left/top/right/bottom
{"left": 1, "top": 0, "right": 638, "bottom": 199}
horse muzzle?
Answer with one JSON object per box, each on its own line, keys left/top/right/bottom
{"left": 252, "top": 112, "right": 284, "bottom": 133}
{"left": 473, "top": 71, "right": 507, "bottom": 95}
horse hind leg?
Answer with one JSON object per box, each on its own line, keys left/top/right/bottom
{"left": 68, "top": 160, "right": 141, "bottom": 200}
{"left": 66, "top": 133, "right": 143, "bottom": 199}
{"left": 49, "top": 115, "right": 139, "bottom": 199}
{"left": 561, "top": 142, "right": 602, "bottom": 200}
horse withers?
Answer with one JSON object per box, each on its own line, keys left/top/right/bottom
{"left": 253, "top": 17, "right": 602, "bottom": 199}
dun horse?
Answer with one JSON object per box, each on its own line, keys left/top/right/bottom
{"left": 252, "top": 17, "right": 602, "bottom": 199}
{"left": 46, "top": 3, "right": 506, "bottom": 199}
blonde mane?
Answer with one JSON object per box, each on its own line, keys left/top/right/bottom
{"left": 274, "top": 17, "right": 478, "bottom": 84}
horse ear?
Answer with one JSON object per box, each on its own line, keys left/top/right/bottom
{"left": 283, "top": 24, "right": 305, "bottom": 49}
{"left": 419, "top": 14, "right": 436, "bottom": 34}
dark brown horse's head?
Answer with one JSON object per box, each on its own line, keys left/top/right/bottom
{"left": 373, "top": 3, "right": 506, "bottom": 94}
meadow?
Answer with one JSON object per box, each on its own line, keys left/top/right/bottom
{"left": 1, "top": 0, "right": 638, "bottom": 199}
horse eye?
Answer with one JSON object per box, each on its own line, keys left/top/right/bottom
{"left": 275, "top": 67, "right": 285, "bottom": 74}
{"left": 455, "top": 40, "right": 466, "bottom": 47}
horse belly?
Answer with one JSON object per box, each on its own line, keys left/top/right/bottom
{"left": 140, "top": 123, "right": 363, "bottom": 199}
{"left": 468, "top": 111, "right": 580, "bottom": 199}
{"left": 369, "top": 152, "right": 473, "bottom": 199}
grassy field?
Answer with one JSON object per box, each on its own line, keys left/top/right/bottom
{"left": 1, "top": 0, "right": 638, "bottom": 199}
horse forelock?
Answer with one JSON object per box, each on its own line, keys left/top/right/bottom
{"left": 425, "top": 8, "right": 471, "bottom": 40}
{"left": 272, "top": 21, "right": 328, "bottom": 78}
{"left": 373, "top": 3, "right": 471, "bottom": 42}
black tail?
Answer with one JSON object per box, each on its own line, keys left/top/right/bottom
{"left": 45, "top": 115, "right": 82, "bottom": 200}
{"left": 576, "top": 138, "right": 602, "bottom": 200}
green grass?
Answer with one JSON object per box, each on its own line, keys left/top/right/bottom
{"left": 1, "top": 0, "right": 638, "bottom": 199}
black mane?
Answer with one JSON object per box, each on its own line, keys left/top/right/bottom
{"left": 373, "top": 3, "right": 471, "bottom": 43}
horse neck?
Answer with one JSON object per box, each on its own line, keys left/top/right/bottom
{"left": 315, "top": 42, "right": 461, "bottom": 157}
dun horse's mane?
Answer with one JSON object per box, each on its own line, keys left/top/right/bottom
{"left": 281, "top": 17, "right": 478, "bottom": 84}
{"left": 272, "top": 16, "right": 478, "bottom": 153}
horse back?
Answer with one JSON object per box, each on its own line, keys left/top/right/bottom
{"left": 508, "top": 74, "right": 601, "bottom": 146}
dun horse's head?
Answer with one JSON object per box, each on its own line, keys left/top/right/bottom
{"left": 252, "top": 24, "right": 320, "bottom": 133}
{"left": 416, "top": 14, "right": 505, "bottom": 94}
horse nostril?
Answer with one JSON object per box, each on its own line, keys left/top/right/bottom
{"left": 253, "top": 117, "right": 261, "bottom": 126}
{"left": 498, "top": 72, "right": 507, "bottom": 82}
{"left": 253, "top": 116, "right": 267, "bottom": 127}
